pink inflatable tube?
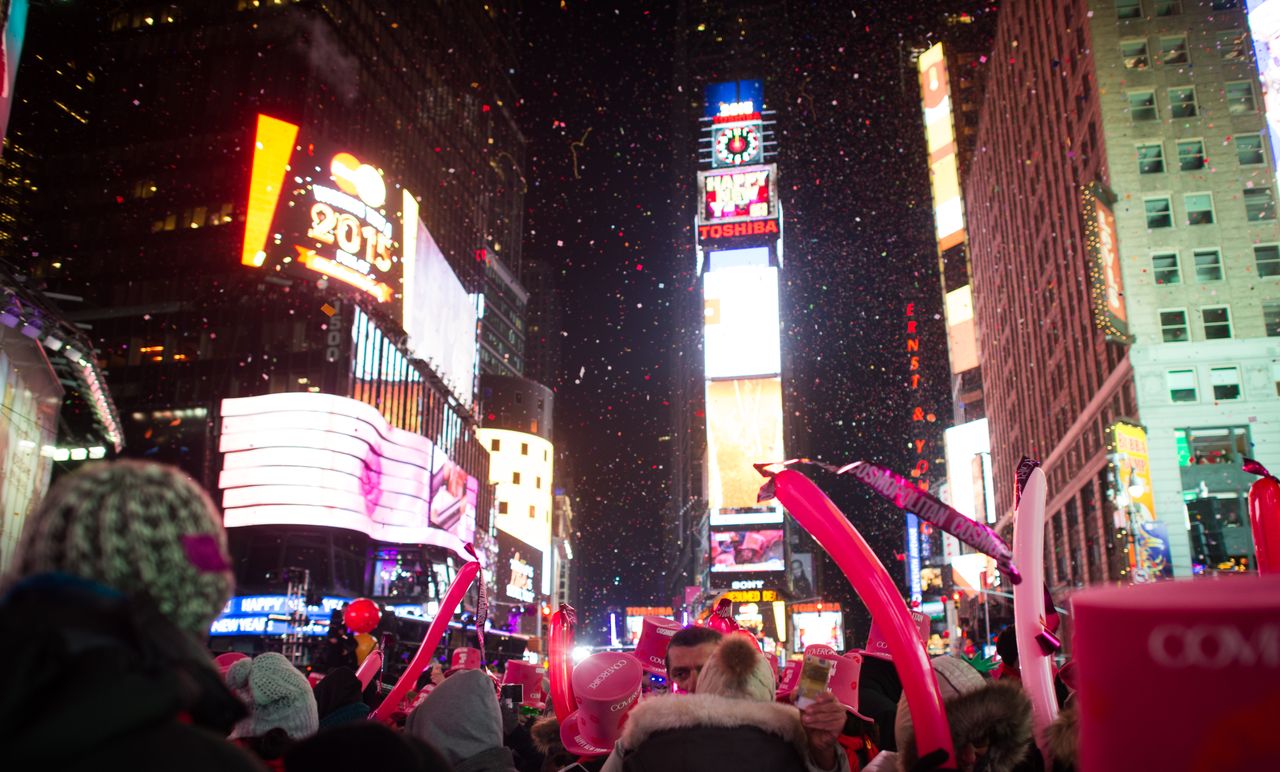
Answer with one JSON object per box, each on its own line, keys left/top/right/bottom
{"left": 761, "top": 469, "right": 955, "bottom": 765}
{"left": 1012, "top": 465, "right": 1057, "bottom": 762}
{"left": 549, "top": 605, "right": 578, "bottom": 722}
{"left": 371, "top": 559, "right": 480, "bottom": 722}
{"left": 355, "top": 648, "right": 383, "bottom": 690}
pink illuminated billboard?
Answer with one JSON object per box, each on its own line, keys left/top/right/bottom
{"left": 218, "top": 392, "right": 475, "bottom": 556}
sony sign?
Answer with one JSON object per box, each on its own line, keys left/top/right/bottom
{"left": 731, "top": 579, "right": 766, "bottom": 590}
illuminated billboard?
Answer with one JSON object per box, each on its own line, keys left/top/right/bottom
{"left": 217, "top": 392, "right": 475, "bottom": 557}
{"left": 0, "top": 1, "right": 28, "bottom": 151}
{"left": 242, "top": 114, "right": 408, "bottom": 308}
{"left": 1109, "top": 422, "right": 1172, "bottom": 581}
{"left": 703, "top": 265, "right": 781, "bottom": 379}
{"left": 403, "top": 218, "right": 478, "bottom": 406}
{"left": 944, "top": 285, "right": 979, "bottom": 374}
{"left": 1083, "top": 184, "right": 1129, "bottom": 341}
{"left": 477, "top": 427, "right": 553, "bottom": 557}
{"left": 792, "top": 610, "right": 844, "bottom": 652}
{"left": 919, "top": 43, "right": 966, "bottom": 251}
{"left": 705, "top": 79, "right": 765, "bottom": 121}
{"left": 710, "top": 529, "right": 785, "bottom": 573}
{"left": 209, "top": 594, "right": 442, "bottom": 637}
{"left": 943, "top": 418, "right": 995, "bottom": 524}
{"left": 712, "top": 121, "right": 764, "bottom": 168}
{"left": 698, "top": 164, "right": 778, "bottom": 223}
{"left": 1249, "top": 0, "right": 1280, "bottom": 187}
{"left": 705, "top": 377, "right": 785, "bottom": 511}
{"left": 497, "top": 530, "right": 542, "bottom": 604}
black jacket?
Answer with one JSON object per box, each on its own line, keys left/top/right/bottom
{"left": 857, "top": 655, "right": 904, "bottom": 752}
{"left": 0, "top": 573, "right": 264, "bottom": 771}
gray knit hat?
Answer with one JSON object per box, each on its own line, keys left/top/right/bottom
{"left": 227, "top": 652, "right": 320, "bottom": 740}
{"left": 13, "top": 459, "right": 234, "bottom": 637}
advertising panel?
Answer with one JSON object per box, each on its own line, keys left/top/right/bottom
{"left": 918, "top": 43, "right": 966, "bottom": 251}
{"left": 705, "top": 377, "right": 785, "bottom": 511}
{"left": 706, "top": 246, "right": 770, "bottom": 272}
{"left": 1248, "top": 0, "right": 1280, "bottom": 186}
{"left": 705, "top": 79, "right": 765, "bottom": 121}
{"left": 209, "top": 594, "right": 440, "bottom": 637}
{"left": 402, "top": 218, "right": 478, "bottom": 406}
{"left": 1082, "top": 184, "right": 1129, "bottom": 341}
{"left": 943, "top": 418, "right": 995, "bottom": 524}
{"left": 697, "top": 164, "right": 778, "bottom": 224}
{"left": 217, "top": 392, "right": 474, "bottom": 557}
{"left": 792, "top": 610, "right": 844, "bottom": 652}
{"left": 477, "top": 427, "right": 554, "bottom": 556}
{"left": 623, "top": 606, "right": 675, "bottom": 645}
{"left": 0, "top": 342, "right": 59, "bottom": 572}
{"left": 1136, "top": 520, "right": 1175, "bottom": 582}
{"left": 497, "top": 530, "right": 542, "bottom": 605}
{"left": 710, "top": 528, "right": 785, "bottom": 573}
{"left": 944, "top": 285, "right": 979, "bottom": 374}
{"left": 1112, "top": 422, "right": 1155, "bottom": 523}
{"left": 906, "top": 513, "right": 923, "bottom": 604}
{"left": 0, "top": 1, "right": 28, "bottom": 151}
{"left": 703, "top": 265, "right": 781, "bottom": 379}
{"left": 242, "top": 114, "right": 409, "bottom": 310}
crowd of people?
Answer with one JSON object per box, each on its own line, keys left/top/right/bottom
{"left": 1, "top": 459, "right": 1260, "bottom": 771}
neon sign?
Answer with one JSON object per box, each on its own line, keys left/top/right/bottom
{"left": 698, "top": 219, "right": 779, "bottom": 241}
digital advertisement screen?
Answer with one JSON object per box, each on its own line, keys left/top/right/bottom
{"left": 703, "top": 265, "right": 781, "bottom": 379}
{"left": 243, "top": 114, "right": 409, "bottom": 311}
{"left": 402, "top": 218, "right": 478, "bottom": 406}
{"left": 710, "top": 529, "right": 785, "bottom": 573}
{"left": 1249, "top": 0, "right": 1280, "bottom": 193}
{"left": 792, "top": 611, "right": 844, "bottom": 652}
{"left": 209, "top": 594, "right": 439, "bottom": 637}
{"left": 705, "top": 377, "right": 785, "bottom": 511}
{"left": 944, "top": 285, "right": 979, "bottom": 375}
{"left": 698, "top": 164, "right": 777, "bottom": 223}
{"left": 217, "top": 392, "right": 474, "bottom": 558}
{"left": 0, "top": 342, "right": 59, "bottom": 572}
{"left": 918, "top": 43, "right": 966, "bottom": 251}
{"left": 705, "top": 79, "right": 764, "bottom": 121}
{"left": 943, "top": 418, "right": 995, "bottom": 524}
{"left": 478, "top": 428, "right": 554, "bottom": 557}
{"left": 497, "top": 531, "right": 542, "bottom": 604}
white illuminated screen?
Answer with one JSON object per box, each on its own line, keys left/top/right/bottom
{"left": 943, "top": 418, "right": 995, "bottom": 524}
{"left": 1249, "top": 1, "right": 1280, "bottom": 195}
{"left": 218, "top": 392, "right": 475, "bottom": 556}
{"left": 703, "top": 265, "right": 781, "bottom": 379}
{"left": 705, "top": 377, "right": 785, "bottom": 511}
{"left": 402, "top": 217, "right": 479, "bottom": 406}
{"left": 792, "top": 611, "right": 844, "bottom": 652}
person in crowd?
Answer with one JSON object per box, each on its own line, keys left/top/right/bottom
{"left": 408, "top": 668, "right": 519, "bottom": 772}
{"left": 531, "top": 714, "right": 578, "bottom": 772}
{"left": 857, "top": 650, "right": 904, "bottom": 752}
{"left": 664, "top": 624, "right": 723, "bottom": 693}
{"left": 1046, "top": 706, "right": 1078, "bottom": 772}
{"left": 600, "top": 634, "right": 850, "bottom": 772}
{"left": 227, "top": 652, "right": 320, "bottom": 769}
{"left": 994, "top": 626, "right": 1071, "bottom": 708}
{"left": 312, "top": 666, "right": 371, "bottom": 729}
{"left": 313, "top": 608, "right": 358, "bottom": 673}
{"left": 284, "top": 721, "right": 453, "bottom": 772}
{"left": 0, "top": 460, "right": 264, "bottom": 771}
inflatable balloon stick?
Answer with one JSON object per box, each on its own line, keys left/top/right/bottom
{"left": 1244, "top": 459, "right": 1280, "bottom": 575}
{"left": 549, "top": 604, "right": 579, "bottom": 722}
{"left": 757, "top": 468, "right": 955, "bottom": 766}
{"left": 1011, "top": 460, "right": 1058, "bottom": 762}
{"left": 371, "top": 557, "right": 481, "bottom": 722}
{"left": 355, "top": 647, "right": 383, "bottom": 689}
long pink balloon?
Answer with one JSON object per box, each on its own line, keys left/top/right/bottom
{"left": 371, "top": 560, "right": 480, "bottom": 721}
{"left": 548, "top": 606, "right": 578, "bottom": 722}
{"left": 356, "top": 648, "right": 383, "bottom": 689}
{"left": 1012, "top": 466, "right": 1057, "bottom": 761}
{"left": 765, "top": 469, "right": 955, "bottom": 764}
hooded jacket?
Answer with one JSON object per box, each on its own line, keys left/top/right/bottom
{"left": 407, "top": 668, "right": 518, "bottom": 772}
{"left": 898, "top": 682, "right": 1033, "bottom": 772}
{"left": 0, "top": 573, "right": 264, "bottom": 771}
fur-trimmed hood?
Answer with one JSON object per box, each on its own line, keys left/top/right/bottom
{"left": 899, "top": 682, "right": 1032, "bottom": 772}
{"left": 621, "top": 692, "right": 806, "bottom": 749}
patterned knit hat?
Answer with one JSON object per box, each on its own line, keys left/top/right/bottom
{"left": 695, "top": 634, "right": 776, "bottom": 702}
{"left": 13, "top": 460, "right": 234, "bottom": 638}
{"left": 227, "top": 652, "right": 320, "bottom": 740}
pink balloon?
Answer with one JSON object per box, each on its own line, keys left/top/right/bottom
{"left": 371, "top": 559, "right": 480, "bottom": 722}
{"left": 356, "top": 648, "right": 383, "bottom": 690}
{"left": 761, "top": 469, "right": 954, "bottom": 764}
{"left": 549, "top": 605, "right": 578, "bottom": 722}
{"left": 1012, "top": 465, "right": 1057, "bottom": 763}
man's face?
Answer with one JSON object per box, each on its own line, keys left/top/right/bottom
{"left": 667, "top": 641, "right": 719, "bottom": 693}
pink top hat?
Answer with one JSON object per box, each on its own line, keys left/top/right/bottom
{"left": 503, "top": 659, "right": 548, "bottom": 708}
{"left": 1073, "top": 575, "right": 1280, "bottom": 771}
{"left": 633, "top": 616, "right": 682, "bottom": 675}
{"left": 450, "top": 647, "right": 483, "bottom": 672}
{"left": 803, "top": 645, "right": 872, "bottom": 721}
{"left": 775, "top": 659, "right": 802, "bottom": 701}
{"left": 861, "top": 610, "right": 930, "bottom": 661}
{"left": 560, "top": 652, "right": 644, "bottom": 756}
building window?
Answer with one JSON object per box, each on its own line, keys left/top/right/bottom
{"left": 1145, "top": 196, "right": 1173, "bottom": 228}
{"left": 1160, "top": 35, "right": 1188, "bottom": 65}
{"left": 1129, "top": 90, "right": 1157, "bottom": 121}
{"left": 1177, "top": 140, "right": 1206, "bottom": 171}
{"left": 1169, "top": 87, "right": 1198, "bottom": 119}
{"left": 1168, "top": 369, "right": 1198, "bottom": 402}
{"left": 1236, "top": 134, "right": 1265, "bottom": 166}
{"left": 1160, "top": 309, "right": 1190, "bottom": 342}
{"left": 1265, "top": 301, "right": 1280, "bottom": 336}
{"left": 1185, "top": 193, "right": 1215, "bottom": 224}
{"left": 1154, "top": 0, "right": 1181, "bottom": 15}
{"left": 513, "top": 471, "right": 521, "bottom": 484}
{"left": 1211, "top": 0, "right": 1239, "bottom": 8}
{"left": 1245, "top": 187, "right": 1277, "bottom": 220}
{"left": 490, "top": 438, "right": 501, "bottom": 452}
{"left": 1138, "top": 142, "right": 1166, "bottom": 174}
{"left": 1117, "top": 0, "right": 1142, "bottom": 18}
{"left": 1227, "top": 81, "right": 1257, "bottom": 114}
{"left": 1202, "top": 306, "right": 1233, "bottom": 339}
{"left": 528, "top": 505, "right": 536, "bottom": 518}
{"left": 1153, "top": 252, "right": 1181, "bottom": 284}
{"left": 1256, "top": 245, "right": 1280, "bottom": 278}
{"left": 1219, "top": 29, "right": 1249, "bottom": 62}
{"left": 521, "top": 442, "right": 529, "bottom": 455}
{"left": 1194, "top": 249, "right": 1224, "bottom": 281}
{"left": 1122, "top": 38, "right": 1150, "bottom": 69}
{"left": 536, "top": 476, "right": 542, "bottom": 489}
{"left": 1275, "top": 363, "right": 1280, "bottom": 396}
{"left": 1210, "top": 367, "right": 1242, "bottom": 401}
{"left": 498, "top": 501, "right": 508, "bottom": 514}
{"left": 1177, "top": 426, "right": 1250, "bottom": 466}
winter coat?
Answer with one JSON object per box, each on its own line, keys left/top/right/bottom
{"left": 0, "top": 573, "right": 265, "bottom": 771}
{"left": 898, "top": 683, "right": 1033, "bottom": 772}
{"left": 599, "top": 692, "right": 846, "bottom": 772}
{"left": 857, "top": 656, "right": 903, "bottom": 752}
{"left": 408, "top": 668, "right": 517, "bottom": 772}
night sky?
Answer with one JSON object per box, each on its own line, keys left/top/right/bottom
{"left": 517, "top": 2, "right": 958, "bottom": 642}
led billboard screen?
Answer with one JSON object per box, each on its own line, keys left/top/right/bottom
{"left": 710, "top": 529, "right": 785, "bottom": 573}
{"left": 698, "top": 164, "right": 778, "bottom": 223}
{"left": 403, "top": 218, "right": 478, "bottom": 406}
{"left": 1249, "top": 0, "right": 1280, "bottom": 190}
{"left": 918, "top": 43, "right": 966, "bottom": 251}
{"left": 705, "top": 377, "right": 785, "bottom": 511}
{"left": 705, "top": 80, "right": 765, "bottom": 121}
{"left": 478, "top": 428, "right": 554, "bottom": 556}
{"left": 703, "top": 265, "right": 781, "bottom": 379}
{"left": 712, "top": 121, "right": 764, "bottom": 168}
{"left": 943, "top": 418, "right": 995, "bottom": 524}
{"left": 1083, "top": 184, "right": 1129, "bottom": 341}
{"left": 944, "top": 285, "right": 979, "bottom": 374}
{"left": 792, "top": 611, "right": 844, "bottom": 652}
{"left": 217, "top": 392, "right": 475, "bottom": 557}
{"left": 497, "top": 530, "right": 542, "bottom": 604}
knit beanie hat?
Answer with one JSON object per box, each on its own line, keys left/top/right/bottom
{"left": 13, "top": 460, "right": 234, "bottom": 638}
{"left": 694, "top": 634, "right": 775, "bottom": 701}
{"left": 227, "top": 652, "right": 319, "bottom": 740}
{"left": 894, "top": 655, "right": 986, "bottom": 754}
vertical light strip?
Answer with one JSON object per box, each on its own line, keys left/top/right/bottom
{"left": 242, "top": 114, "right": 299, "bottom": 266}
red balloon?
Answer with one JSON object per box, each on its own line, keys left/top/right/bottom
{"left": 1248, "top": 469, "right": 1280, "bottom": 575}
{"left": 344, "top": 598, "right": 381, "bottom": 634}
{"left": 548, "top": 605, "right": 578, "bottom": 722}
